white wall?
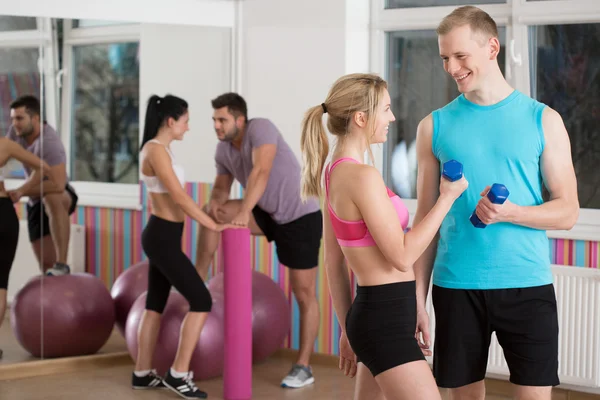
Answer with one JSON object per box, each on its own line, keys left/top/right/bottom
{"left": 3, "top": 0, "right": 374, "bottom": 187}
{"left": 241, "top": 0, "right": 371, "bottom": 162}
{"left": 140, "top": 23, "right": 232, "bottom": 183}
{"left": 1, "top": 0, "right": 235, "bottom": 27}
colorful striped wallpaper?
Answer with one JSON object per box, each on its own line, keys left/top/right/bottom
{"left": 13, "top": 184, "right": 600, "bottom": 357}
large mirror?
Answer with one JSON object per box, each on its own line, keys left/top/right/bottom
{"left": 0, "top": 15, "right": 49, "bottom": 365}
{"left": 0, "top": 12, "right": 232, "bottom": 371}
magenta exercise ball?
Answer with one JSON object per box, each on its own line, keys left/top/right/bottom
{"left": 10, "top": 273, "right": 116, "bottom": 358}
{"left": 208, "top": 270, "right": 291, "bottom": 363}
{"left": 111, "top": 259, "right": 149, "bottom": 337}
{"left": 125, "top": 289, "right": 225, "bottom": 380}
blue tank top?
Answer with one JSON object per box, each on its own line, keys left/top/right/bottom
{"left": 432, "top": 90, "right": 552, "bottom": 290}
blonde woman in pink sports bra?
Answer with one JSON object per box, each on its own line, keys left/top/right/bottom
{"left": 300, "top": 73, "right": 468, "bottom": 400}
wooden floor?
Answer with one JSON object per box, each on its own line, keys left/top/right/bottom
{"left": 0, "top": 355, "right": 527, "bottom": 400}
{"left": 1, "top": 315, "right": 598, "bottom": 399}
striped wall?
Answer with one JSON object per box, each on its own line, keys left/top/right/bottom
{"left": 13, "top": 184, "right": 600, "bottom": 357}
{"left": 550, "top": 238, "right": 599, "bottom": 268}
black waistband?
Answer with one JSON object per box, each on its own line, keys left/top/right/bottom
{"left": 355, "top": 280, "right": 416, "bottom": 302}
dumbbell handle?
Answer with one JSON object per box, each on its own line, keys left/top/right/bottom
{"left": 470, "top": 183, "right": 510, "bottom": 228}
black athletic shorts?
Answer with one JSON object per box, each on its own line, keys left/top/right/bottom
{"left": 432, "top": 283, "right": 560, "bottom": 388}
{"left": 26, "top": 184, "right": 78, "bottom": 242}
{"left": 345, "top": 280, "right": 425, "bottom": 377}
{"left": 252, "top": 206, "right": 322, "bottom": 269}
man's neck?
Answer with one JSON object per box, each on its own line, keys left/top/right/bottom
{"left": 464, "top": 72, "right": 514, "bottom": 106}
{"left": 24, "top": 127, "right": 41, "bottom": 146}
{"left": 231, "top": 124, "right": 246, "bottom": 150}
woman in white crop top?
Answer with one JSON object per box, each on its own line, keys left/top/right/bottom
{"left": 0, "top": 137, "right": 54, "bottom": 359}
{"left": 132, "top": 94, "right": 237, "bottom": 398}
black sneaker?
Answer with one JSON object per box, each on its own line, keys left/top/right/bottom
{"left": 131, "top": 370, "right": 167, "bottom": 390}
{"left": 163, "top": 370, "right": 208, "bottom": 399}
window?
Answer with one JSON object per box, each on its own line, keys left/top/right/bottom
{"left": 0, "top": 15, "right": 37, "bottom": 31}
{"left": 0, "top": 16, "right": 55, "bottom": 181}
{"left": 59, "top": 19, "right": 141, "bottom": 208}
{"left": 384, "top": 28, "right": 506, "bottom": 199}
{"left": 529, "top": 23, "right": 600, "bottom": 209}
{"left": 386, "top": 0, "right": 504, "bottom": 8}
{"left": 375, "top": 0, "right": 600, "bottom": 239}
{"left": 0, "top": 47, "right": 40, "bottom": 178}
{"left": 69, "top": 42, "right": 140, "bottom": 183}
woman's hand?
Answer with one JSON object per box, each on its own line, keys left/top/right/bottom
{"left": 339, "top": 331, "right": 357, "bottom": 378}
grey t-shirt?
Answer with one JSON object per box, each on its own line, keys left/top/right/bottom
{"left": 215, "top": 118, "right": 320, "bottom": 224}
{"left": 6, "top": 123, "right": 69, "bottom": 204}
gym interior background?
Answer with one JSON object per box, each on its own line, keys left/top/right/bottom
{"left": 0, "top": 0, "right": 599, "bottom": 398}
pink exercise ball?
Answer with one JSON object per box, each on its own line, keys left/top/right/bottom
{"left": 10, "top": 273, "right": 116, "bottom": 358}
{"left": 125, "top": 289, "right": 225, "bottom": 380}
{"left": 208, "top": 270, "right": 291, "bottom": 363}
{"left": 111, "top": 259, "right": 150, "bottom": 337}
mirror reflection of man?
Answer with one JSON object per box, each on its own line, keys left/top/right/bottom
{"left": 5, "top": 95, "right": 78, "bottom": 276}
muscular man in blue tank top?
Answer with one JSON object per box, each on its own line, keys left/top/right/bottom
{"left": 412, "top": 6, "right": 579, "bottom": 400}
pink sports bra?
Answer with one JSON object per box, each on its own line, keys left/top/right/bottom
{"left": 325, "top": 157, "right": 409, "bottom": 247}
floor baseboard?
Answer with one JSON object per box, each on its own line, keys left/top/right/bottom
{"left": 0, "top": 351, "right": 132, "bottom": 381}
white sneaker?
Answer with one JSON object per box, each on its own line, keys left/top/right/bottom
{"left": 46, "top": 263, "right": 71, "bottom": 276}
{"left": 280, "top": 364, "right": 315, "bottom": 388}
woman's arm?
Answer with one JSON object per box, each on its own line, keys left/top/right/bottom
{"left": 323, "top": 206, "right": 352, "bottom": 331}
{"left": 353, "top": 165, "right": 457, "bottom": 273}
{"left": 0, "top": 137, "right": 53, "bottom": 178}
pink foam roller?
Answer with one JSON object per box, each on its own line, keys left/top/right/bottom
{"left": 222, "top": 228, "right": 252, "bottom": 399}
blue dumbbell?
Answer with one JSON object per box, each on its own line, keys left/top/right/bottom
{"left": 470, "top": 183, "right": 510, "bottom": 228}
{"left": 442, "top": 160, "right": 463, "bottom": 182}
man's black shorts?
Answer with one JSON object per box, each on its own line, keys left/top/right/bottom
{"left": 26, "top": 184, "right": 78, "bottom": 242}
{"left": 432, "top": 283, "right": 560, "bottom": 388}
{"left": 252, "top": 206, "right": 322, "bottom": 270}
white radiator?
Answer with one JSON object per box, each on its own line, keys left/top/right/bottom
{"left": 424, "top": 265, "right": 600, "bottom": 389}
{"left": 7, "top": 221, "right": 86, "bottom": 304}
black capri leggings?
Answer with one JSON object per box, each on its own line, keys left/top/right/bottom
{"left": 0, "top": 197, "right": 19, "bottom": 290}
{"left": 142, "top": 215, "right": 212, "bottom": 313}
{"left": 345, "top": 280, "right": 425, "bottom": 377}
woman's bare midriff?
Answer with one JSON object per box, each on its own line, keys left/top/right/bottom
{"left": 343, "top": 246, "right": 415, "bottom": 287}
{"left": 328, "top": 165, "right": 415, "bottom": 287}
{"left": 148, "top": 192, "right": 185, "bottom": 222}
{"left": 141, "top": 150, "right": 185, "bottom": 222}
{"left": 0, "top": 181, "right": 7, "bottom": 198}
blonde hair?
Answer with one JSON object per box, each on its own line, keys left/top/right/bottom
{"left": 300, "top": 73, "right": 388, "bottom": 201}
{"left": 436, "top": 5, "right": 498, "bottom": 43}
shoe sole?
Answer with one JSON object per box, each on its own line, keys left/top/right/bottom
{"left": 132, "top": 386, "right": 168, "bottom": 390}
{"left": 163, "top": 381, "right": 207, "bottom": 399}
{"left": 281, "top": 377, "right": 315, "bottom": 388}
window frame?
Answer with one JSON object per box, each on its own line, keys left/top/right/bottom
{"left": 59, "top": 19, "right": 142, "bottom": 210}
{"left": 372, "top": 0, "right": 600, "bottom": 241}
{"left": 1, "top": 17, "right": 60, "bottom": 204}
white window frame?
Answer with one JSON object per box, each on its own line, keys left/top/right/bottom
{"left": 60, "top": 20, "right": 141, "bottom": 210}
{"left": 372, "top": 0, "right": 600, "bottom": 241}
{"left": 2, "top": 17, "right": 60, "bottom": 203}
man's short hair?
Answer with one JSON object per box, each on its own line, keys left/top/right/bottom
{"left": 211, "top": 92, "right": 248, "bottom": 121}
{"left": 437, "top": 5, "right": 499, "bottom": 43}
{"left": 10, "top": 95, "right": 41, "bottom": 117}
